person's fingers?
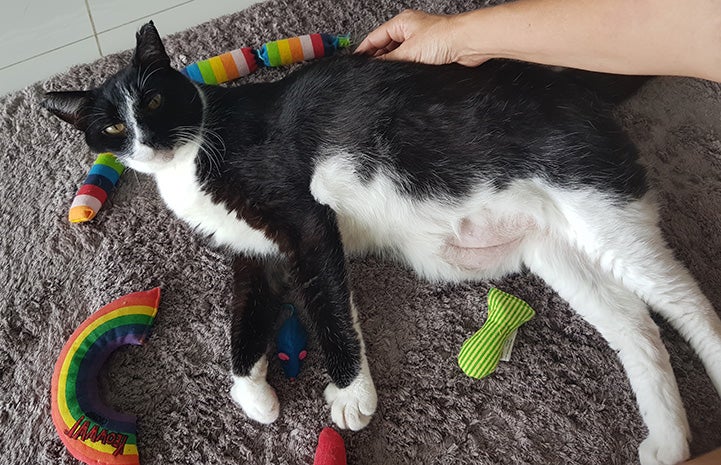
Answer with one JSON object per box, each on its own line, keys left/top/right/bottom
{"left": 355, "top": 32, "right": 389, "bottom": 55}
{"left": 355, "top": 10, "right": 455, "bottom": 64}
{"left": 382, "top": 41, "right": 401, "bottom": 54}
{"left": 355, "top": 24, "right": 396, "bottom": 54}
{"left": 378, "top": 48, "right": 414, "bottom": 62}
{"left": 376, "top": 42, "right": 417, "bottom": 62}
{"left": 355, "top": 12, "right": 417, "bottom": 55}
{"left": 369, "top": 42, "right": 401, "bottom": 57}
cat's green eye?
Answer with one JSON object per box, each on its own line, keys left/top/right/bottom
{"left": 103, "top": 123, "right": 126, "bottom": 135}
{"left": 147, "top": 93, "right": 162, "bottom": 110}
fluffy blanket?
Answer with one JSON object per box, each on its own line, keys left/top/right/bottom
{"left": 1, "top": 0, "right": 720, "bottom": 463}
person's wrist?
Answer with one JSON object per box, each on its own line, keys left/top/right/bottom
{"left": 450, "top": 9, "right": 497, "bottom": 67}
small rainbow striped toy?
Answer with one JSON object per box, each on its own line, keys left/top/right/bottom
{"left": 69, "top": 153, "right": 124, "bottom": 223}
{"left": 181, "top": 33, "right": 351, "bottom": 85}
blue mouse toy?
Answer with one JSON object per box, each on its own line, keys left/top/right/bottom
{"left": 276, "top": 304, "right": 308, "bottom": 381}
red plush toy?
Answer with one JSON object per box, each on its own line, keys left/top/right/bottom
{"left": 313, "top": 428, "right": 347, "bottom": 465}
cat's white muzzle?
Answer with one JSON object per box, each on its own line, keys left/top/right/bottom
{"left": 124, "top": 142, "right": 174, "bottom": 173}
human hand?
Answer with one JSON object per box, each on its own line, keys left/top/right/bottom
{"left": 355, "top": 10, "right": 480, "bottom": 66}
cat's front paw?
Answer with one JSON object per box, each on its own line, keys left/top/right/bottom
{"left": 323, "top": 363, "right": 377, "bottom": 431}
{"left": 638, "top": 427, "right": 690, "bottom": 465}
{"left": 230, "top": 375, "right": 280, "bottom": 424}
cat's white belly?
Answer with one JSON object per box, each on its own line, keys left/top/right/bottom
{"left": 310, "top": 152, "right": 545, "bottom": 282}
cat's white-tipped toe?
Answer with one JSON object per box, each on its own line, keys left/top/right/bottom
{"left": 638, "top": 428, "right": 690, "bottom": 465}
{"left": 230, "top": 375, "right": 280, "bottom": 424}
{"left": 324, "top": 359, "right": 377, "bottom": 431}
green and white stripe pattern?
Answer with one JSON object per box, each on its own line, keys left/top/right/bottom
{"left": 458, "top": 288, "right": 535, "bottom": 379}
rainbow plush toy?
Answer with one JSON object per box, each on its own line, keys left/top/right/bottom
{"left": 69, "top": 153, "right": 125, "bottom": 223}
{"left": 51, "top": 288, "right": 161, "bottom": 465}
{"left": 181, "top": 33, "right": 350, "bottom": 85}
{"left": 69, "top": 33, "right": 349, "bottom": 223}
{"left": 457, "top": 288, "right": 535, "bottom": 379}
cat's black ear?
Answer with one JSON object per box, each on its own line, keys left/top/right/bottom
{"left": 41, "top": 90, "right": 93, "bottom": 130}
{"left": 133, "top": 21, "right": 171, "bottom": 68}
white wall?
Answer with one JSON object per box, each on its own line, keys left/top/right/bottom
{"left": 0, "top": 0, "right": 260, "bottom": 96}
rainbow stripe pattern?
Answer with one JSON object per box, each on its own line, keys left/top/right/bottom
{"left": 457, "top": 288, "right": 535, "bottom": 379}
{"left": 69, "top": 153, "right": 125, "bottom": 223}
{"left": 181, "top": 33, "right": 350, "bottom": 85}
{"left": 51, "top": 288, "right": 161, "bottom": 465}
{"left": 181, "top": 47, "right": 258, "bottom": 85}
{"left": 257, "top": 33, "right": 350, "bottom": 68}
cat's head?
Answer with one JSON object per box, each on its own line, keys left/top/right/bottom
{"left": 42, "top": 21, "right": 203, "bottom": 173}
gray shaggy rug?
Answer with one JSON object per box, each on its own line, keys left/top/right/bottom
{"left": 1, "top": 0, "right": 720, "bottom": 464}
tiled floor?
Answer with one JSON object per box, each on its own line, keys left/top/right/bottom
{"left": 0, "top": 0, "right": 259, "bottom": 96}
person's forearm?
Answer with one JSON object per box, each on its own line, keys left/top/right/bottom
{"left": 455, "top": 0, "right": 721, "bottom": 81}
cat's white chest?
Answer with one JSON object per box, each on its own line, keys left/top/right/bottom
{"left": 153, "top": 146, "right": 278, "bottom": 257}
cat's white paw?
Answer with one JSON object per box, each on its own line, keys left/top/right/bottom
{"left": 324, "top": 362, "right": 377, "bottom": 431}
{"left": 638, "top": 429, "right": 690, "bottom": 465}
{"left": 230, "top": 375, "right": 280, "bottom": 424}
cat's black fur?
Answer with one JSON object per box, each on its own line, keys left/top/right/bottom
{"left": 194, "top": 53, "right": 649, "bottom": 200}
{"left": 43, "top": 21, "right": 655, "bottom": 427}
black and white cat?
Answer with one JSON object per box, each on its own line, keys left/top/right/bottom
{"left": 43, "top": 22, "right": 721, "bottom": 465}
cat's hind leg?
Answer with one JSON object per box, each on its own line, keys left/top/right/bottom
{"left": 592, "top": 197, "right": 721, "bottom": 398}
{"left": 523, "top": 235, "right": 691, "bottom": 465}
{"left": 229, "top": 255, "right": 285, "bottom": 424}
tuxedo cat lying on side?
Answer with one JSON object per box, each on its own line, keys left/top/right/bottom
{"left": 43, "top": 22, "right": 721, "bottom": 465}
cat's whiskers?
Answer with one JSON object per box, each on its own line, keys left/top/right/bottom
{"left": 76, "top": 110, "right": 111, "bottom": 126}
{"left": 171, "top": 125, "right": 224, "bottom": 175}
{"left": 140, "top": 67, "right": 162, "bottom": 91}
{"left": 136, "top": 59, "right": 165, "bottom": 90}
{"left": 201, "top": 127, "right": 226, "bottom": 174}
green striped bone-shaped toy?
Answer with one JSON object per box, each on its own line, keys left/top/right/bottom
{"left": 458, "top": 288, "right": 536, "bottom": 379}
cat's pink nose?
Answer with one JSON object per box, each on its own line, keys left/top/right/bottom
{"left": 289, "top": 377, "right": 295, "bottom": 382}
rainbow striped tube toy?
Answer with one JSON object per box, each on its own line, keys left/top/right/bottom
{"left": 51, "top": 288, "right": 161, "bottom": 465}
{"left": 69, "top": 153, "right": 124, "bottom": 223}
{"left": 181, "top": 33, "right": 351, "bottom": 85}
